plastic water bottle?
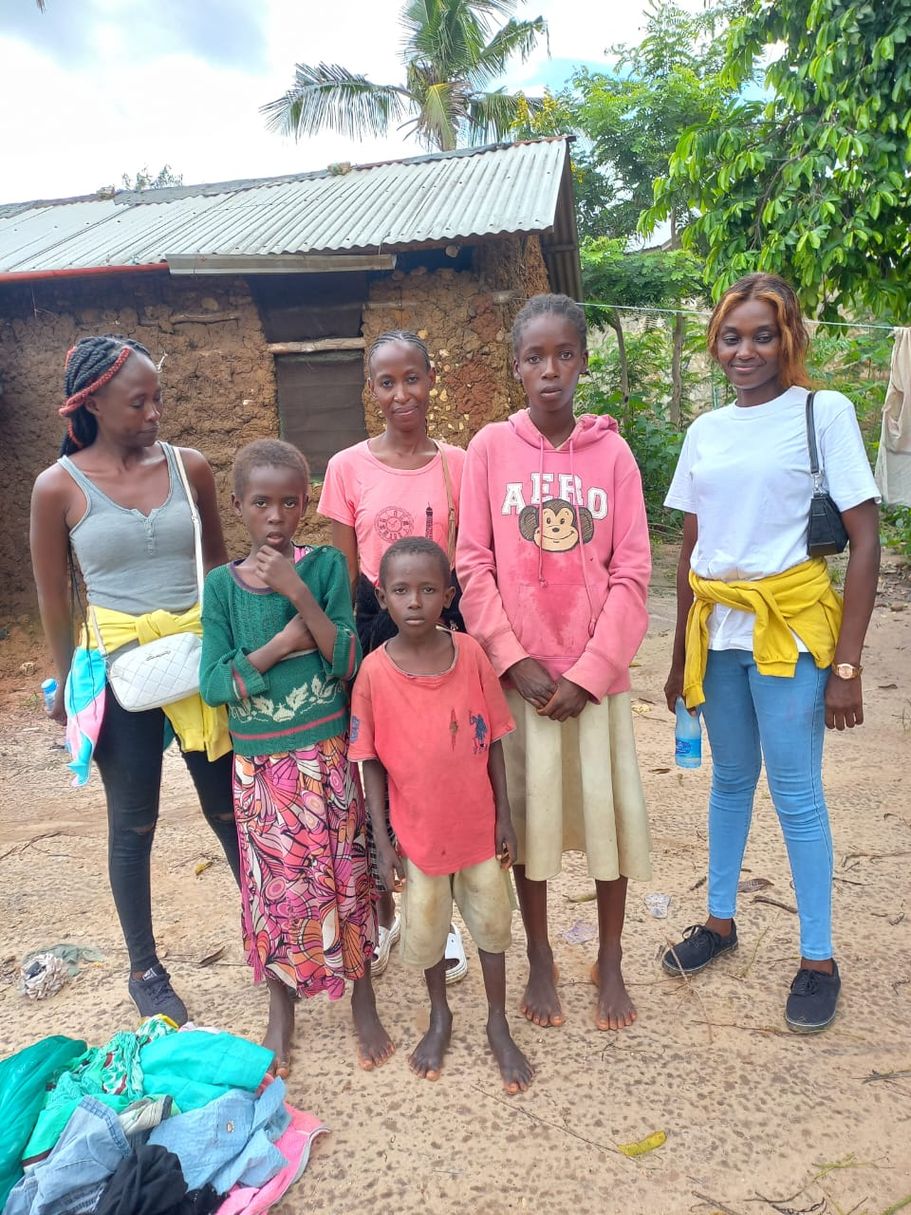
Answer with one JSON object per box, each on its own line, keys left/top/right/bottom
{"left": 40, "top": 678, "right": 57, "bottom": 715}
{"left": 674, "top": 697, "right": 702, "bottom": 769}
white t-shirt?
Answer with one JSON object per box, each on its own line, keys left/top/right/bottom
{"left": 664, "top": 385, "right": 880, "bottom": 652}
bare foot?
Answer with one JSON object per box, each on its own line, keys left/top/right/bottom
{"left": 409, "top": 1009, "right": 453, "bottom": 1080}
{"left": 520, "top": 948, "right": 564, "bottom": 1027}
{"left": 591, "top": 958, "right": 637, "bottom": 1031}
{"left": 487, "top": 1012, "right": 534, "bottom": 1094}
{"left": 351, "top": 977, "right": 395, "bottom": 1070}
{"left": 264, "top": 980, "right": 295, "bottom": 1078}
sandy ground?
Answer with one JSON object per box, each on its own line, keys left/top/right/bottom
{"left": 1, "top": 547, "right": 910, "bottom": 1215}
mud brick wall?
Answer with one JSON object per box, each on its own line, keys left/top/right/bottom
{"left": 0, "top": 272, "right": 277, "bottom": 609}
{"left": 1, "top": 235, "right": 553, "bottom": 611}
{"left": 362, "top": 235, "right": 551, "bottom": 445}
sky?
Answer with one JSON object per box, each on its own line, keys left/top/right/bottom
{"left": 0, "top": 0, "right": 705, "bottom": 203}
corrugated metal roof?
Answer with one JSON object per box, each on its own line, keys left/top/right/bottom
{"left": 0, "top": 139, "right": 573, "bottom": 275}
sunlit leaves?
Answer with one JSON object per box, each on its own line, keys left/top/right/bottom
{"left": 642, "top": 0, "right": 911, "bottom": 319}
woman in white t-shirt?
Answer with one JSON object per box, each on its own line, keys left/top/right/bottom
{"left": 319, "top": 330, "right": 468, "bottom": 981}
{"left": 661, "top": 273, "right": 880, "bottom": 1033}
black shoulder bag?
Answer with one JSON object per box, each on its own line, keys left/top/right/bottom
{"left": 805, "top": 391, "right": 849, "bottom": 557}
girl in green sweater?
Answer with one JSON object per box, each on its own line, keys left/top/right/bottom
{"left": 201, "top": 439, "right": 394, "bottom": 1077}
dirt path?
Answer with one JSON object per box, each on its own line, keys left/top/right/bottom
{"left": 1, "top": 548, "right": 910, "bottom": 1215}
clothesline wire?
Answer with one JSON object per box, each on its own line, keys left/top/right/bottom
{"left": 581, "top": 300, "right": 897, "bottom": 332}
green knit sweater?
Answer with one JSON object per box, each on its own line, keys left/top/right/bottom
{"left": 200, "top": 545, "right": 360, "bottom": 756}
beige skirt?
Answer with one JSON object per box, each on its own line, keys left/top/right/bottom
{"left": 504, "top": 689, "right": 652, "bottom": 884}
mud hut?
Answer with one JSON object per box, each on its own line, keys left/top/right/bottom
{"left": 0, "top": 137, "right": 580, "bottom": 607}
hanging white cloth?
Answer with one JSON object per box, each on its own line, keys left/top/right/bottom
{"left": 875, "top": 327, "right": 911, "bottom": 506}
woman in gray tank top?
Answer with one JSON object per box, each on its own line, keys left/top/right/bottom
{"left": 30, "top": 335, "right": 240, "bottom": 1025}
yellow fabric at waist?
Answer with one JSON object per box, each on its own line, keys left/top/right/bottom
{"left": 683, "top": 558, "right": 844, "bottom": 710}
{"left": 86, "top": 603, "right": 230, "bottom": 761}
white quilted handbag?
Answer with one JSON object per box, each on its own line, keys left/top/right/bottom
{"left": 91, "top": 446, "right": 205, "bottom": 712}
{"left": 103, "top": 631, "right": 202, "bottom": 712}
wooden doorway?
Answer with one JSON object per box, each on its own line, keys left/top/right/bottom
{"left": 275, "top": 350, "right": 367, "bottom": 477}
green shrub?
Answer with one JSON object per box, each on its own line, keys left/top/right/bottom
{"left": 576, "top": 344, "right": 685, "bottom": 538}
{"left": 808, "top": 326, "right": 911, "bottom": 558}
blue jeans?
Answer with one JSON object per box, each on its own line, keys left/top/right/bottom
{"left": 702, "top": 649, "right": 834, "bottom": 960}
{"left": 4, "top": 1097, "right": 130, "bottom": 1215}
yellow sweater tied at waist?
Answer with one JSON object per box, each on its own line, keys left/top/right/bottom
{"left": 683, "top": 558, "right": 844, "bottom": 711}
{"left": 86, "top": 603, "right": 230, "bottom": 761}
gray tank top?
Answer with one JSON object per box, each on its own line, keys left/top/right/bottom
{"left": 59, "top": 442, "right": 199, "bottom": 615}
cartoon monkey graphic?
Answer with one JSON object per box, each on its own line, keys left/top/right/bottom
{"left": 518, "top": 498, "right": 595, "bottom": 553}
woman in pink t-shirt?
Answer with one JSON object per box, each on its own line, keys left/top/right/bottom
{"left": 318, "top": 329, "right": 467, "bottom": 975}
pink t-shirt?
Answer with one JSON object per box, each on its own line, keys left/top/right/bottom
{"left": 349, "top": 631, "right": 514, "bottom": 876}
{"left": 317, "top": 440, "right": 466, "bottom": 584}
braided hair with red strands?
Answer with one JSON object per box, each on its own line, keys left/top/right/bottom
{"left": 59, "top": 335, "right": 153, "bottom": 456}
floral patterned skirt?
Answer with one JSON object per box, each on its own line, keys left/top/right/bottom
{"left": 233, "top": 735, "right": 376, "bottom": 999}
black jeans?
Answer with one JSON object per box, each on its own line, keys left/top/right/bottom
{"left": 93, "top": 691, "right": 240, "bottom": 973}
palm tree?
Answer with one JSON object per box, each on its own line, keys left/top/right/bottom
{"left": 262, "top": 0, "right": 547, "bottom": 152}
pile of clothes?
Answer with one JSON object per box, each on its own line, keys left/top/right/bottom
{"left": 0, "top": 1017, "right": 325, "bottom": 1215}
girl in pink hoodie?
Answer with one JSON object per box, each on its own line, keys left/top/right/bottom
{"left": 457, "top": 294, "right": 652, "bottom": 1032}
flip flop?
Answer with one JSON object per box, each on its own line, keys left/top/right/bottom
{"left": 371, "top": 912, "right": 401, "bottom": 977}
{"left": 444, "top": 925, "right": 469, "bottom": 985}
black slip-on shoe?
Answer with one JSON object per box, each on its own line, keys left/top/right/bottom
{"left": 785, "top": 962, "right": 840, "bottom": 1033}
{"left": 128, "top": 964, "right": 188, "bottom": 1026}
{"left": 661, "top": 921, "right": 738, "bottom": 976}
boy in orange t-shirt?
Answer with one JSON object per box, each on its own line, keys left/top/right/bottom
{"left": 350, "top": 537, "right": 534, "bottom": 1094}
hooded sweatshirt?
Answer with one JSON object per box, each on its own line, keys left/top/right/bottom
{"left": 456, "top": 409, "right": 650, "bottom": 703}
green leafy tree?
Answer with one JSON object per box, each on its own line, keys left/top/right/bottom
{"left": 509, "top": 2, "right": 741, "bottom": 244}
{"left": 510, "top": 2, "right": 737, "bottom": 237}
{"left": 581, "top": 237, "right": 707, "bottom": 422}
{"left": 121, "top": 165, "right": 183, "bottom": 192}
{"left": 643, "top": 0, "right": 911, "bottom": 319}
{"left": 552, "top": 1, "right": 738, "bottom": 242}
{"left": 576, "top": 332, "right": 687, "bottom": 533}
{"left": 512, "top": 3, "right": 739, "bottom": 422}
{"left": 581, "top": 238, "right": 706, "bottom": 310}
{"left": 262, "top": 0, "right": 546, "bottom": 152}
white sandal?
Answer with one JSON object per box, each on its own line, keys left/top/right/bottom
{"left": 444, "top": 925, "right": 468, "bottom": 985}
{"left": 371, "top": 912, "right": 401, "bottom": 977}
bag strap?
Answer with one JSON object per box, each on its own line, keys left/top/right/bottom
{"left": 167, "top": 443, "right": 206, "bottom": 608}
{"left": 804, "top": 391, "right": 823, "bottom": 491}
{"left": 434, "top": 442, "right": 458, "bottom": 566}
{"left": 88, "top": 605, "right": 109, "bottom": 662}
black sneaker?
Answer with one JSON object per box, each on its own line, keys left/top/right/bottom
{"left": 785, "top": 962, "right": 840, "bottom": 1033}
{"left": 128, "top": 965, "right": 188, "bottom": 1026}
{"left": 662, "top": 922, "right": 738, "bottom": 976}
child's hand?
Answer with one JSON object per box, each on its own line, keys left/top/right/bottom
{"left": 508, "top": 658, "right": 556, "bottom": 709}
{"left": 538, "top": 676, "right": 589, "bottom": 721}
{"left": 280, "top": 615, "right": 316, "bottom": 654}
{"left": 254, "top": 546, "right": 301, "bottom": 598}
{"left": 495, "top": 812, "right": 517, "bottom": 869}
{"left": 376, "top": 840, "right": 406, "bottom": 893}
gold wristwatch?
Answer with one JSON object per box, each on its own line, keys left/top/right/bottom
{"left": 832, "top": 662, "right": 863, "bottom": 679}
